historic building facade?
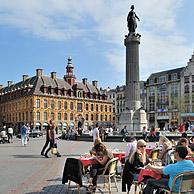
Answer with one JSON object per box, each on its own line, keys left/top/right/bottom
{"left": 0, "top": 57, "right": 113, "bottom": 133}
{"left": 107, "top": 52, "right": 194, "bottom": 130}
{"left": 146, "top": 67, "right": 183, "bottom": 129}
{"left": 146, "top": 52, "right": 194, "bottom": 129}
{"left": 107, "top": 81, "right": 146, "bottom": 125}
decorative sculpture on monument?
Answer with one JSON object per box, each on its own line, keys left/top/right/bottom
{"left": 127, "top": 5, "right": 140, "bottom": 34}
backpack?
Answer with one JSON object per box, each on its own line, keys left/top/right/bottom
{"left": 121, "top": 128, "right": 125, "bottom": 134}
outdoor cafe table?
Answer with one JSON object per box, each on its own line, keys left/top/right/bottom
{"left": 112, "top": 151, "right": 125, "bottom": 162}
{"left": 138, "top": 168, "right": 162, "bottom": 183}
{"left": 79, "top": 157, "right": 98, "bottom": 168}
{"left": 186, "top": 156, "right": 194, "bottom": 162}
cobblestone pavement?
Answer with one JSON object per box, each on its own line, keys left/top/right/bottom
{"left": 0, "top": 136, "right": 149, "bottom": 194}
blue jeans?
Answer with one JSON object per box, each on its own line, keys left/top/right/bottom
{"left": 21, "top": 135, "right": 27, "bottom": 146}
{"left": 143, "top": 178, "right": 169, "bottom": 194}
{"left": 133, "top": 173, "right": 139, "bottom": 181}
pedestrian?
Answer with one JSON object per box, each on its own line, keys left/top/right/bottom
{"left": 7, "top": 125, "right": 13, "bottom": 143}
{"left": 20, "top": 123, "right": 28, "bottom": 146}
{"left": 44, "top": 120, "right": 61, "bottom": 158}
{"left": 121, "top": 126, "right": 127, "bottom": 142}
{"left": 92, "top": 123, "right": 99, "bottom": 143}
{"left": 26, "top": 123, "right": 30, "bottom": 142}
{"left": 142, "top": 126, "right": 148, "bottom": 142}
{"left": 40, "top": 125, "right": 50, "bottom": 156}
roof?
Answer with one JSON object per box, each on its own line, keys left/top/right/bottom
{"left": 148, "top": 67, "right": 184, "bottom": 80}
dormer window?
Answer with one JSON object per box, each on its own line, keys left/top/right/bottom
{"left": 93, "top": 93, "right": 96, "bottom": 99}
{"left": 77, "top": 91, "right": 82, "bottom": 98}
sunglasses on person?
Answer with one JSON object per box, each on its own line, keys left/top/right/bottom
{"left": 139, "top": 145, "right": 146, "bottom": 148}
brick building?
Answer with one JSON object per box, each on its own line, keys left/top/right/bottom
{"left": 0, "top": 57, "right": 113, "bottom": 133}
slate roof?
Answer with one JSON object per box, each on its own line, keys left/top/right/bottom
{"left": 0, "top": 75, "right": 102, "bottom": 97}
{"left": 148, "top": 67, "right": 184, "bottom": 80}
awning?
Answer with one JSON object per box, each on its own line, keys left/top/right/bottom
{"left": 63, "top": 123, "right": 67, "bottom": 127}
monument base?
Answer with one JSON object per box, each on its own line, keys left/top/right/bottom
{"left": 118, "top": 108, "right": 147, "bottom": 132}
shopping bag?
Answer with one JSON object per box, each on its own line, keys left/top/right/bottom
{"left": 51, "top": 148, "right": 58, "bottom": 154}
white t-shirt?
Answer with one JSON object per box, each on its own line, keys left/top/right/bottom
{"left": 8, "top": 127, "right": 13, "bottom": 134}
{"left": 92, "top": 127, "right": 99, "bottom": 142}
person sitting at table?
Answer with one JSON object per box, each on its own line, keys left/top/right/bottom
{"left": 189, "top": 136, "right": 194, "bottom": 152}
{"left": 158, "top": 136, "right": 172, "bottom": 165}
{"left": 90, "top": 137, "right": 102, "bottom": 156}
{"left": 122, "top": 139, "right": 150, "bottom": 193}
{"left": 88, "top": 143, "right": 113, "bottom": 192}
{"left": 177, "top": 137, "right": 192, "bottom": 155}
{"left": 143, "top": 145, "right": 194, "bottom": 194}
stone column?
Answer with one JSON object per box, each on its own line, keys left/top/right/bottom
{"left": 124, "top": 34, "right": 141, "bottom": 111}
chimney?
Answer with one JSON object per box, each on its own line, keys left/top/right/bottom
{"left": 0, "top": 84, "right": 3, "bottom": 89}
{"left": 36, "top": 69, "right": 43, "bottom": 77}
{"left": 92, "top": 80, "right": 98, "bottom": 87}
{"left": 82, "top": 78, "right": 87, "bottom": 85}
{"left": 8, "top": 81, "right": 13, "bottom": 87}
{"left": 51, "top": 72, "right": 56, "bottom": 79}
{"left": 23, "top": 75, "right": 29, "bottom": 82}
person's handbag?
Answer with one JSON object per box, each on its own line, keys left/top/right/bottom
{"left": 51, "top": 147, "right": 58, "bottom": 154}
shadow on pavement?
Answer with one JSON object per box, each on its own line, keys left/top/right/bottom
{"left": 63, "top": 154, "right": 82, "bottom": 157}
{"left": 47, "top": 177, "right": 62, "bottom": 182}
{"left": 11, "top": 155, "right": 43, "bottom": 158}
{"left": 25, "top": 184, "right": 86, "bottom": 194}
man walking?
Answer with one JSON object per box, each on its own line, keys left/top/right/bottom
{"left": 92, "top": 123, "right": 99, "bottom": 143}
{"left": 121, "top": 126, "right": 127, "bottom": 142}
{"left": 20, "top": 123, "right": 28, "bottom": 146}
{"left": 7, "top": 125, "right": 13, "bottom": 143}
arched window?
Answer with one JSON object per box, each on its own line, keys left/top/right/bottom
{"left": 86, "top": 114, "right": 88, "bottom": 121}
{"left": 51, "top": 100, "right": 55, "bottom": 109}
{"left": 64, "top": 101, "right": 68, "bottom": 110}
{"left": 64, "top": 113, "right": 67, "bottom": 120}
{"left": 91, "top": 114, "right": 94, "bottom": 121}
{"left": 58, "top": 113, "right": 62, "bottom": 120}
{"left": 51, "top": 112, "right": 55, "bottom": 120}
{"left": 70, "top": 113, "right": 74, "bottom": 121}
{"left": 70, "top": 102, "right": 74, "bottom": 110}
{"left": 91, "top": 104, "right": 94, "bottom": 111}
{"left": 36, "top": 111, "right": 40, "bottom": 120}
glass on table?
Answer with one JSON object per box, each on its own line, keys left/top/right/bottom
{"left": 153, "top": 159, "right": 162, "bottom": 166}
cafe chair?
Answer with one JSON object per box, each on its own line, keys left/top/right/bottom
{"left": 160, "top": 170, "right": 194, "bottom": 194}
{"left": 165, "top": 149, "right": 175, "bottom": 165}
{"left": 97, "top": 157, "right": 119, "bottom": 194}
{"left": 62, "top": 158, "right": 85, "bottom": 194}
{"left": 150, "top": 148, "right": 160, "bottom": 160}
{"left": 132, "top": 179, "right": 144, "bottom": 194}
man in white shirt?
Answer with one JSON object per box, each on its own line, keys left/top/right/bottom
{"left": 7, "top": 126, "right": 13, "bottom": 143}
{"left": 92, "top": 123, "right": 99, "bottom": 143}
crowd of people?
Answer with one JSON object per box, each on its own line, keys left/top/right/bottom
{"left": 1, "top": 120, "right": 194, "bottom": 193}
{"left": 69, "top": 122, "right": 194, "bottom": 193}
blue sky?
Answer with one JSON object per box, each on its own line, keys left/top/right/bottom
{"left": 0, "top": 0, "right": 194, "bottom": 89}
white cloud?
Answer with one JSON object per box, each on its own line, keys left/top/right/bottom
{"left": 0, "top": 0, "right": 193, "bottom": 83}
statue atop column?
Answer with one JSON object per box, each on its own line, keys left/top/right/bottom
{"left": 127, "top": 5, "right": 140, "bottom": 34}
